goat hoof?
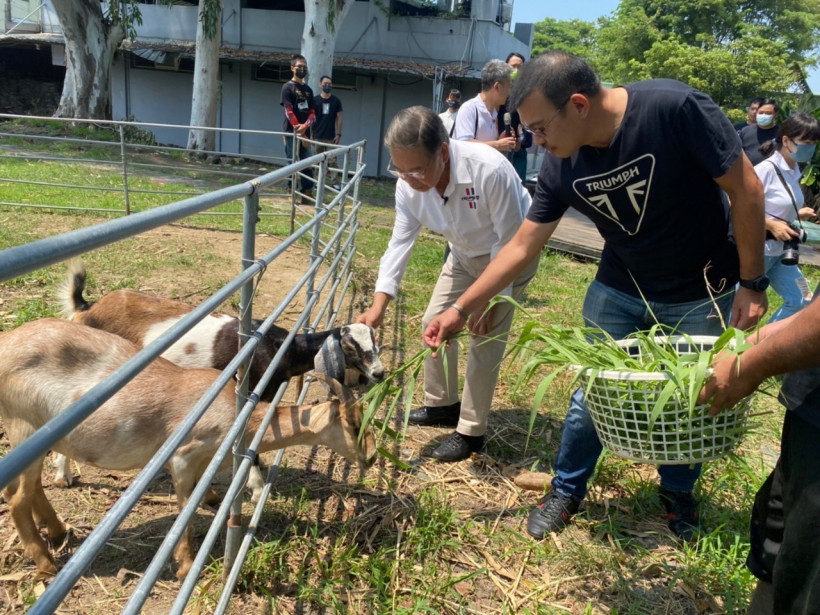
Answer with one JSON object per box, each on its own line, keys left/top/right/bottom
{"left": 202, "top": 488, "right": 221, "bottom": 507}
{"left": 33, "top": 556, "right": 58, "bottom": 579}
{"left": 175, "top": 562, "right": 192, "bottom": 581}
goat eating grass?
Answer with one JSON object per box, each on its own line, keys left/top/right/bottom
{"left": 0, "top": 318, "right": 375, "bottom": 580}
{"left": 53, "top": 260, "right": 385, "bottom": 499}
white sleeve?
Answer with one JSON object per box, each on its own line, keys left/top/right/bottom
{"left": 374, "top": 183, "right": 423, "bottom": 297}
{"left": 452, "top": 100, "right": 478, "bottom": 141}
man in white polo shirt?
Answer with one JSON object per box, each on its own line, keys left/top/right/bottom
{"left": 454, "top": 59, "right": 517, "bottom": 154}
{"left": 356, "top": 105, "right": 538, "bottom": 461}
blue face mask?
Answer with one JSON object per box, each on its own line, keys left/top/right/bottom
{"left": 792, "top": 142, "right": 817, "bottom": 164}
{"left": 756, "top": 113, "right": 774, "bottom": 128}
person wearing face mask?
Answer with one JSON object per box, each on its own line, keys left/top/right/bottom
{"left": 357, "top": 106, "right": 538, "bottom": 462}
{"left": 312, "top": 75, "right": 344, "bottom": 190}
{"left": 280, "top": 54, "right": 315, "bottom": 203}
{"left": 753, "top": 113, "right": 820, "bottom": 322}
{"left": 438, "top": 89, "right": 461, "bottom": 136}
{"left": 739, "top": 98, "right": 780, "bottom": 165}
{"left": 453, "top": 59, "right": 517, "bottom": 153}
{"left": 498, "top": 52, "right": 532, "bottom": 183}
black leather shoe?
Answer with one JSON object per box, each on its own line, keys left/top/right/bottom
{"left": 428, "top": 431, "right": 484, "bottom": 462}
{"left": 407, "top": 401, "right": 461, "bottom": 427}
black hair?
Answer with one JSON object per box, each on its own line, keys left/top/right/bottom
{"left": 748, "top": 97, "right": 765, "bottom": 108}
{"left": 290, "top": 54, "right": 306, "bottom": 67}
{"left": 448, "top": 89, "right": 461, "bottom": 101}
{"left": 320, "top": 75, "right": 332, "bottom": 83}
{"left": 759, "top": 112, "right": 820, "bottom": 159}
{"left": 509, "top": 50, "right": 601, "bottom": 111}
{"left": 384, "top": 106, "right": 449, "bottom": 154}
{"left": 505, "top": 52, "right": 526, "bottom": 64}
{"left": 757, "top": 98, "right": 780, "bottom": 114}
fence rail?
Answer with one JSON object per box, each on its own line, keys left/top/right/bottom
{"left": 0, "top": 112, "right": 352, "bottom": 217}
{"left": 0, "top": 126, "right": 368, "bottom": 613}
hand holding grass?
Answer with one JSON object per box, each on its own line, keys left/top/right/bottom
{"left": 423, "top": 306, "right": 466, "bottom": 357}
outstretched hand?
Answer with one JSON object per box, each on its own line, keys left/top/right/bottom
{"left": 423, "top": 308, "right": 465, "bottom": 358}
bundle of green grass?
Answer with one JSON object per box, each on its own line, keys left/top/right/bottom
{"left": 508, "top": 322, "right": 756, "bottom": 464}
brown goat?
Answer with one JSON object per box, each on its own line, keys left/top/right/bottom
{"left": 0, "top": 318, "right": 375, "bottom": 579}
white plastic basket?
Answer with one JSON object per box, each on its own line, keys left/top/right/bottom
{"left": 578, "top": 335, "right": 753, "bottom": 465}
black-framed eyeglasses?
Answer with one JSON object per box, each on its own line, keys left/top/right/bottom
{"left": 386, "top": 157, "right": 433, "bottom": 180}
{"left": 522, "top": 98, "right": 570, "bottom": 137}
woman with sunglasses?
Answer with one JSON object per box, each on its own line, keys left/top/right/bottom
{"left": 356, "top": 105, "right": 539, "bottom": 461}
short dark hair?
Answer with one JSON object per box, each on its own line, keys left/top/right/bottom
{"left": 384, "top": 106, "right": 449, "bottom": 154}
{"left": 290, "top": 54, "right": 306, "bottom": 67}
{"left": 448, "top": 89, "right": 461, "bottom": 101}
{"left": 509, "top": 51, "right": 601, "bottom": 111}
{"left": 748, "top": 97, "right": 765, "bottom": 108}
{"left": 505, "top": 52, "right": 526, "bottom": 64}
{"left": 757, "top": 98, "right": 780, "bottom": 113}
{"left": 320, "top": 75, "right": 332, "bottom": 83}
{"left": 759, "top": 112, "right": 820, "bottom": 158}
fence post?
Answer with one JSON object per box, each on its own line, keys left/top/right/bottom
{"left": 119, "top": 125, "right": 132, "bottom": 215}
{"left": 224, "top": 187, "right": 260, "bottom": 577}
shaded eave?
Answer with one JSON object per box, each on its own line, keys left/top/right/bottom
{"left": 122, "top": 39, "right": 480, "bottom": 80}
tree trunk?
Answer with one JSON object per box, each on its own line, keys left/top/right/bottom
{"left": 51, "top": 0, "right": 124, "bottom": 119}
{"left": 187, "top": 0, "right": 222, "bottom": 152}
{"left": 302, "top": 0, "right": 354, "bottom": 93}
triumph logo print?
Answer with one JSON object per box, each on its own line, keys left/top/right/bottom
{"left": 461, "top": 187, "right": 479, "bottom": 209}
{"left": 573, "top": 154, "right": 655, "bottom": 235}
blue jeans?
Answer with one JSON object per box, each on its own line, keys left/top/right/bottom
{"left": 552, "top": 280, "right": 734, "bottom": 499}
{"left": 283, "top": 135, "right": 314, "bottom": 192}
{"left": 765, "top": 254, "right": 808, "bottom": 322}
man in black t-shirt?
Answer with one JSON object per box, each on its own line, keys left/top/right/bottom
{"left": 424, "top": 51, "right": 767, "bottom": 541}
{"left": 280, "top": 54, "right": 315, "bottom": 201}
{"left": 312, "top": 75, "right": 344, "bottom": 189}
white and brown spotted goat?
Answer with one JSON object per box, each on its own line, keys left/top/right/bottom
{"left": 54, "top": 260, "right": 385, "bottom": 497}
{"left": 0, "top": 318, "right": 375, "bottom": 580}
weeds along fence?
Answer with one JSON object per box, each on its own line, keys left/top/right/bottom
{"left": 0, "top": 135, "right": 368, "bottom": 613}
{"left": 0, "top": 113, "right": 358, "bottom": 226}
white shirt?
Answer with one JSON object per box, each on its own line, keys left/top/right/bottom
{"left": 453, "top": 93, "right": 497, "bottom": 142}
{"left": 375, "top": 140, "right": 530, "bottom": 298}
{"left": 754, "top": 149, "right": 805, "bottom": 256}
{"left": 439, "top": 109, "right": 457, "bottom": 134}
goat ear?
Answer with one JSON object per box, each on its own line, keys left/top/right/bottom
{"left": 314, "top": 334, "right": 346, "bottom": 382}
{"left": 341, "top": 325, "right": 350, "bottom": 336}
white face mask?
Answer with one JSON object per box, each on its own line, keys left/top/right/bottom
{"left": 756, "top": 113, "right": 775, "bottom": 128}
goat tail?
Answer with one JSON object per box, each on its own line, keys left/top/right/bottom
{"left": 59, "top": 259, "right": 91, "bottom": 318}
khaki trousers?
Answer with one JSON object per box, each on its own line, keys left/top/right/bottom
{"left": 421, "top": 249, "right": 539, "bottom": 437}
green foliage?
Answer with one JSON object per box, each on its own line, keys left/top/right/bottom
{"left": 531, "top": 17, "right": 600, "bottom": 60}
{"left": 533, "top": 0, "right": 820, "bottom": 110}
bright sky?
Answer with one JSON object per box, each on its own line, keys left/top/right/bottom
{"left": 510, "top": 0, "right": 820, "bottom": 93}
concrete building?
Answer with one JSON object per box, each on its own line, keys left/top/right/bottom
{"left": 3, "top": 0, "right": 534, "bottom": 176}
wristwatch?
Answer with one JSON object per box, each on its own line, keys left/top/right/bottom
{"left": 738, "top": 275, "right": 770, "bottom": 292}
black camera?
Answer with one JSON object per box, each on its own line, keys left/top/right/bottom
{"left": 781, "top": 221, "right": 808, "bottom": 266}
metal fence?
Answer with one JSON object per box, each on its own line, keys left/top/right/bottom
{"left": 0, "top": 112, "right": 356, "bottom": 221}
{"left": 0, "top": 130, "right": 368, "bottom": 613}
